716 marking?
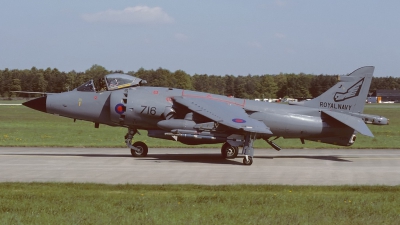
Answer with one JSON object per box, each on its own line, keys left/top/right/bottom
{"left": 140, "top": 106, "right": 157, "bottom": 115}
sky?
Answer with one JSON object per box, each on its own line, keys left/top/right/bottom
{"left": 1, "top": 0, "right": 399, "bottom": 77}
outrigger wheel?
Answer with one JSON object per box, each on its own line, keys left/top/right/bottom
{"left": 221, "top": 142, "right": 239, "bottom": 159}
{"left": 243, "top": 156, "right": 253, "bottom": 166}
{"left": 130, "top": 141, "right": 148, "bottom": 157}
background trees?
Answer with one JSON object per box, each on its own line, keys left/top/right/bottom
{"left": 1, "top": 65, "right": 399, "bottom": 99}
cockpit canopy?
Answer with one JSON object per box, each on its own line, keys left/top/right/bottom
{"left": 76, "top": 73, "right": 147, "bottom": 92}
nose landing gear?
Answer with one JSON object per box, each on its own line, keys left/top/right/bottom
{"left": 125, "top": 128, "right": 148, "bottom": 157}
{"left": 130, "top": 141, "right": 148, "bottom": 157}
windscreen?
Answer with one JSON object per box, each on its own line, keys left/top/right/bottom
{"left": 105, "top": 74, "right": 146, "bottom": 90}
{"left": 76, "top": 80, "right": 95, "bottom": 92}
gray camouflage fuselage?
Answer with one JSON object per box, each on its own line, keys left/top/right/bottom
{"left": 43, "top": 86, "right": 352, "bottom": 145}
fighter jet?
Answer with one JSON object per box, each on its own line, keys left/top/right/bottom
{"left": 23, "top": 66, "right": 388, "bottom": 165}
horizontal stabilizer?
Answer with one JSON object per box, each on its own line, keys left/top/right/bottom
{"left": 322, "top": 110, "right": 374, "bottom": 137}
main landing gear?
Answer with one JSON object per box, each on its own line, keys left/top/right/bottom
{"left": 220, "top": 132, "right": 256, "bottom": 166}
{"left": 221, "top": 142, "right": 239, "bottom": 159}
{"left": 125, "top": 128, "right": 148, "bottom": 157}
{"left": 220, "top": 141, "right": 253, "bottom": 166}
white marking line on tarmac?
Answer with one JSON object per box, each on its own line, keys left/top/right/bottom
{"left": 0, "top": 155, "right": 81, "bottom": 158}
{"left": 262, "top": 153, "right": 400, "bottom": 157}
{"left": 346, "top": 158, "right": 400, "bottom": 160}
{"left": 2, "top": 154, "right": 400, "bottom": 160}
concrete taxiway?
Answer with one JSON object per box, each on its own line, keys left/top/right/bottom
{"left": 1, "top": 147, "right": 399, "bottom": 185}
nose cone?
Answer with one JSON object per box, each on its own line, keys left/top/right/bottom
{"left": 22, "top": 96, "right": 47, "bottom": 113}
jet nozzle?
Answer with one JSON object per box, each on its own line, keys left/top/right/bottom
{"left": 22, "top": 96, "right": 47, "bottom": 113}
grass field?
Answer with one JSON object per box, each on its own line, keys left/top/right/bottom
{"left": 1, "top": 183, "right": 399, "bottom": 224}
{"left": 1, "top": 101, "right": 399, "bottom": 148}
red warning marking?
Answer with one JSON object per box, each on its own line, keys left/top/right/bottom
{"left": 181, "top": 90, "right": 246, "bottom": 107}
{"left": 153, "top": 90, "right": 159, "bottom": 94}
{"left": 166, "top": 97, "right": 172, "bottom": 102}
{"left": 94, "top": 96, "right": 98, "bottom": 100}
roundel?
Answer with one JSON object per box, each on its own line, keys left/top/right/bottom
{"left": 232, "top": 118, "right": 246, "bottom": 123}
{"left": 115, "top": 103, "right": 126, "bottom": 115}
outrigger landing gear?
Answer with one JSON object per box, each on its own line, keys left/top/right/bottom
{"left": 221, "top": 142, "right": 239, "bottom": 159}
{"left": 243, "top": 155, "right": 253, "bottom": 165}
{"left": 125, "top": 128, "right": 148, "bottom": 157}
{"left": 242, "top": 132, "right": 256, "bottom": 166}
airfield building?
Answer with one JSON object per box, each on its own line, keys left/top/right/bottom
{"left": 367, "top": 89, "right": 400, "bottom": 103}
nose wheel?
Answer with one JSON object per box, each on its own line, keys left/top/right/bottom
{"left": 125, "top": 128, "right": 148, "bottom": 157}
{"left": 130, "top": 141, "right": 148, "bottom": 157}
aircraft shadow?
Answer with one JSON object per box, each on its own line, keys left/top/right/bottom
{"left": 143, "top": 154, "right": 352, "bottom": 163}
{"left": 138, "top": 154, "right": 244, "bottom": 165}
{"left": 3, "top": 153, "right": 243, "bottom": 165}
{"left": 3, "top": 153, "right": 352, "bottom": 164}
{"left": 257, "top": 155, "right": 352, "bottom": 162}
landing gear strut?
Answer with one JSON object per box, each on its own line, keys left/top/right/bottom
{"left": 125, "top": 128, "right": 148, "bottom": 157}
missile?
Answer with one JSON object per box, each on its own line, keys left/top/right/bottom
{"left": 157, "top": 119, "right": 196, "bottom": 131}
{"left": 350, "top": 113, "right": 389, "bottom": 125}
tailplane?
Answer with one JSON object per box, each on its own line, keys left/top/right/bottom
{"left": 291, "top": 66, "right": 374, "bottom": 113}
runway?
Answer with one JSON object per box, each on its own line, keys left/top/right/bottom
{"left": 1, "top": 147, "right": 400, "bottom": 185}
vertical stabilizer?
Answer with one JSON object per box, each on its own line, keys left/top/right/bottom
{"left": 300, "top": 66, "right": 374, "bottom": 113}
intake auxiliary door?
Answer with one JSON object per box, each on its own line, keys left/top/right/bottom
{"left": 109, "top": 90, "right": 128, "bottom": 125}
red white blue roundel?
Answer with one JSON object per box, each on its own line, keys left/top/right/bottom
{"left": 232, "top": 118, "right": 246, "bottom": 123}
{"left": 115, "top": 103, "right": 125, "bottom": 114}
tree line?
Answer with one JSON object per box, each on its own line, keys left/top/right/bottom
{"left": 1, "top": 64, "right": 399, "bottom": 99}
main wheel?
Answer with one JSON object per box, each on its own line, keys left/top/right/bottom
{"left": 221, "top": 143, "right": 239, "bottom": 159}
{"left": 243, "top": 156, "right": 253, "bottom": 165}
{"left": 130, "top": 141, "right": 148, "bottom": 157}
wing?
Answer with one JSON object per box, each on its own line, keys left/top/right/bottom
{"left": 173, "top": 96, "right": 272, "bottom": 135}
{"left": 11, "top": 91, "right": 53, "bottom": 96}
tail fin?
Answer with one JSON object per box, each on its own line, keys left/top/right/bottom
{"left": 294, "top": 66, "right": 374, "bottom": 113}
